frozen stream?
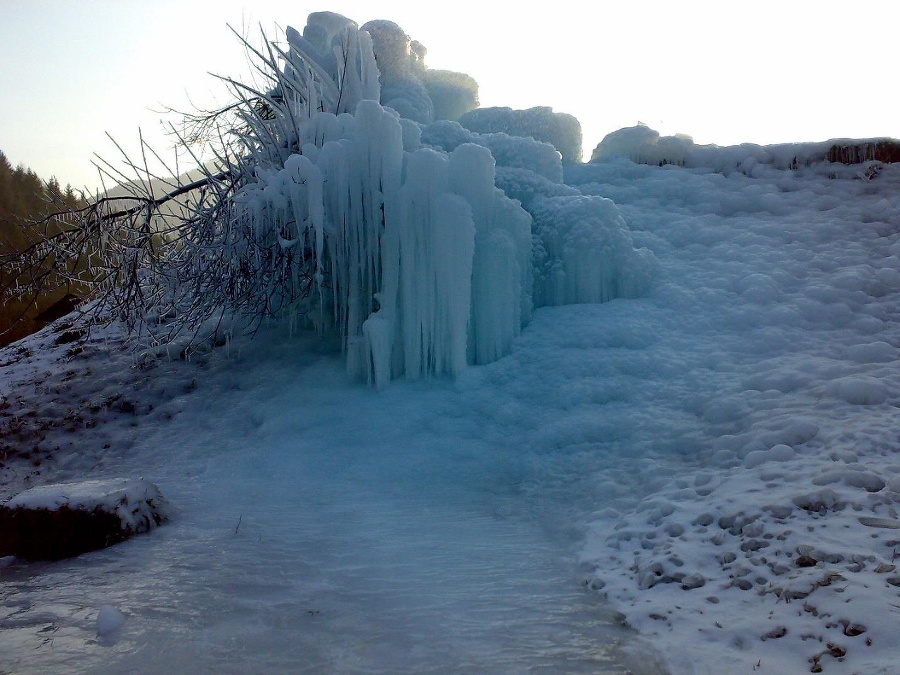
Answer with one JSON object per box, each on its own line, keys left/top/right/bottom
{"left": 1, "top": 335, "right": 662, "bottom": 674}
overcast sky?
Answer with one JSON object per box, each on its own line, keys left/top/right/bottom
{"left": 2, "top": 0, "right": 897, "bottom": 190}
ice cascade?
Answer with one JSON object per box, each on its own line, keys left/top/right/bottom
{"left": 234, "top": 100, "right": 532, "bottom": 387}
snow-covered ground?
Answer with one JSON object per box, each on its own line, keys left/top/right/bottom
{"left": 2, "top": 153, "right": 900, "bottom": 674}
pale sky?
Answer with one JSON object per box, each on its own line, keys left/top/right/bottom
{"left": 2, "top": 0, "right": 898, "bottom": 191}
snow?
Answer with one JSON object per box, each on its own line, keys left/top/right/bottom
{"left": 591, "top": 123, "right": 900, "bottom": 178}
{"left": 563, "top": 156, "right": 900, "bottom": 674}
{"left": 3, "top": 39, "right": 900, "bottom": 669}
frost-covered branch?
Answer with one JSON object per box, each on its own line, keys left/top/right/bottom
{"left": 2, "top": 18, "right": 383, "bottom": 352}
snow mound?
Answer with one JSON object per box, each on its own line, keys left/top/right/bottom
{"left": 531, "top": 195, "right": 657, "bottom": 306}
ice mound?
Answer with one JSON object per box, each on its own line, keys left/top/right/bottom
{"left": 460, "top": 106, "right": 583, "bottom": 163}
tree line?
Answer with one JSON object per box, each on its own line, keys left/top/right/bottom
{"left": 0, "top": 150, "right": 87, "bottom": 346}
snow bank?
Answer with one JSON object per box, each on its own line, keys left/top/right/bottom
{"left": 566, "top": 155, "right": 900, "bottom": 674}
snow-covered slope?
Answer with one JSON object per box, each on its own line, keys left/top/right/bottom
{"left": 2, "top": 151, "right": 900, "bottom": 674}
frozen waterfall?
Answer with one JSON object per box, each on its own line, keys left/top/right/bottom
{"left": 233, "top": 100, "right": 533, "bottom": 387}
{"left": 230, "top": 16, "right": 655, "bottom": 386}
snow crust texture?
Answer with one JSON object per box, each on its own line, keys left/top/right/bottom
{"left": 565, "top": 155, "right": 900, "bottom": 674}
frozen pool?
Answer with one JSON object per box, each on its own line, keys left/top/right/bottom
{"left": 0, "top": 344, "right": 664, "bottom": 674}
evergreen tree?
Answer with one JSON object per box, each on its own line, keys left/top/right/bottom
{"left": 0, "top": 149, "right": 88, "bottom": 345}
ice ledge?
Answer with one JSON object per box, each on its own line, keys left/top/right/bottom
{"left": 0, "top": 478, "right": 170, "bottom": 560}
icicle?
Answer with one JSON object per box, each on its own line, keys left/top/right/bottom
{"left": 362, "top": 294, "right": 393, "bottom": 390}
{"left": 382, "top": 148, "right": 475, "bottom": 379}
{"left": 447, "top": 143, "right": 532, "bottom": 365}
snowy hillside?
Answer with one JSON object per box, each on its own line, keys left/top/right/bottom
{"left": 3, "top": 140, "right": 900, "bottom": 674}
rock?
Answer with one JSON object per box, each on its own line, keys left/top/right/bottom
{"left": 0, "top": 478, "right": 170, "bottom": 560}
{"left": 681, "top": 573, "right": 706, "bottom": 590}
{"left": 827, "top": 139, "right": 900, "bottom": 165}
{"left": 792, "top": 488, "right": 843, "bottom": 514}
{"left": 858, "top": 516, "right": 900, "bottom": 529}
